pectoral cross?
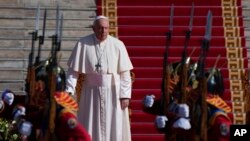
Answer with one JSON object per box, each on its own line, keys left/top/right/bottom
{"left": 95, "top": 62, "right": 101, "bottom": 72}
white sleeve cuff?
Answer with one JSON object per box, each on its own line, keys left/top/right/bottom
{"left": 120, "top": 71, "right": 132, "bottom": 99}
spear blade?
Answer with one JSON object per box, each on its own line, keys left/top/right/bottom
{"left": 55, "top": 4, "right": 60, "bottom": 38}
{"left": 169, "top": 4, "right": 174, "bottom": 32}
{"left": 204, "top": 10, "right": 213, "bottom": 41}
{"left": 188, "top": 2, "right": 195, "bottom": 32}
{"left": 35, "top": 3, "right": 40, "bottom": 31}
{"left": 42, "top": 9, "right": 47, "bottom": 39}
{"left": 57, "top": 12, "right": 63, "bottom": 51}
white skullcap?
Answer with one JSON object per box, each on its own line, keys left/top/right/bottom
{"left": 93, "top": 15, "right": 109, "bottom": 25}
{"left": 95, "top": 15, "right": 108, "bottom": 20}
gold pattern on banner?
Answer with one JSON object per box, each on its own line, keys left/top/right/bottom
{"left": 227, "top": 48, "right": 243, "bottom": 58}
{"left": 223, "top": 1, "right": 245, "bottom": 123}
{"left": 233, "top": 102, "right": 245, "bottom": 113}
{"left": 225, "top": 37, "right": 242, "bottom": 47}
{"left": 223, "top": 17, "right": 239, "bottom": 27}
{"left": 224, "top": 27, "right": 240, "bottom": 37}
{"left": 229, "top": 69, "right": 244, "bottom": 79}
{"left": 228, "top": 58, "right": 244, "bottom": 69}
{"left": 102, "top": 0, "right": 118, "bottom": 37}
{"left": 231, "top": 91, "right": 244, "bottom": 101}
{"left": 222, "top": 0, "right": 237, "bottom": 7}
{"left": 223, "top": 7, "right": 238, "bottom": 17}
{"left": 234, "top": 113, "right": 246, "bottom": 124}
{"left": 230, "top": 80, "right": 243, "bottom": 91}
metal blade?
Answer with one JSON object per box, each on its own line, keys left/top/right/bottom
{"left": 35, "top": 3, "right": 40, "bottom": 31}
{"left": 55, "top": 4, "right": 60, "bottom": 36}
{"left": 189, "top": 2, "right": 195, "bottom": 32}
{"left": 169, "top": 4, "right": 174, "bottom": 32}
{"left": 58, "top": 12, "right": 63, "bottom": 43}
{"left": 42, "top": 9, "right": 47, "bottom": 38}
{"left": 204, "top": 10, "right": 213, "bottom": 41}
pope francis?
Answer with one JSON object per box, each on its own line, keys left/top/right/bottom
{"left": 66, "top": 15, "right": 133, "bottom": 141}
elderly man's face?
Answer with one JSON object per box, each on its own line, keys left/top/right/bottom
{"left": 93, "top": 18, "right": 109, "bottom": 41}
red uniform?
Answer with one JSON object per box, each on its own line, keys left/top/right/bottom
{"left": 207, "top": 110, "right": 231, "bottom": 141}
{"left": 206, "top": 94, "right": 232, "bottom": 141}
{"left": 53, "top": 91, "right": 92, "bottom": 141}
{"left": 55, "top": 109, "right": 91, "bottom": 141}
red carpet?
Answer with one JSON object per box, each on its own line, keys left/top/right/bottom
{"left": 97, "top": 0, "right": 247, "bottom": 140}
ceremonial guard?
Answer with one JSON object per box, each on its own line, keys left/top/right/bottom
{"left": 20, "top": 4, "right": 92, "bottom": 140}
{"left": 143, "top": 65, "right": 232, "bottom": 141}
{"left": 143, "top": 61, "right": 193, "bottom": 141}
{"left": 22, "top": 49, "right": 92, "bottom": 141}
{"left": 54, "top": 91, "right": 92, "bottom": 141}
{"left": 205, "top": 68, "right": 232, "bottom": 141}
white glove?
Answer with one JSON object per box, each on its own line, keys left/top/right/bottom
{"left": 2, "top": 90, "right": 14, "bottom": 106}
{"left": 13, "top": 105, "right": 26, "bottom": 120}
{"left": 173, "top": 118, "right": 191, "bottom": 130}
{"left": 143, "top": 95, "right": 155, "bottom": 107}
{"left": 176, "top": 104, "right": 189, "bottom": 118}
{"left": 173, "top": 103, "right": 191, "bottom": 130}
{"left": 18, "top": 120, "right": 32, "bottom": 136}
{"left": 155, "top": 115, "right": 168, "bottom": 128}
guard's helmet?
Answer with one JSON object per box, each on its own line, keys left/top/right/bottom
{"left": 205, "top": 68, "right": 224, "bottom": 96}
{"left": 35, "top": 59, "right": 66, "bottom": 92}
{"left": 169, "top": 61, "right": 181, "bottom": 77}
{"left": 187, "top": 62, "right": 198, "bottom": 88}
{"left": 35, "top": 59, "right": 50, "bottom": 84}
{"left": 169, "top": 58, "right": 198, "bottom": 88}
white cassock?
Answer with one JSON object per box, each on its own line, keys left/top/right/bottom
{"left": 66, "top": 34, "right": 133, "bottom": 141}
